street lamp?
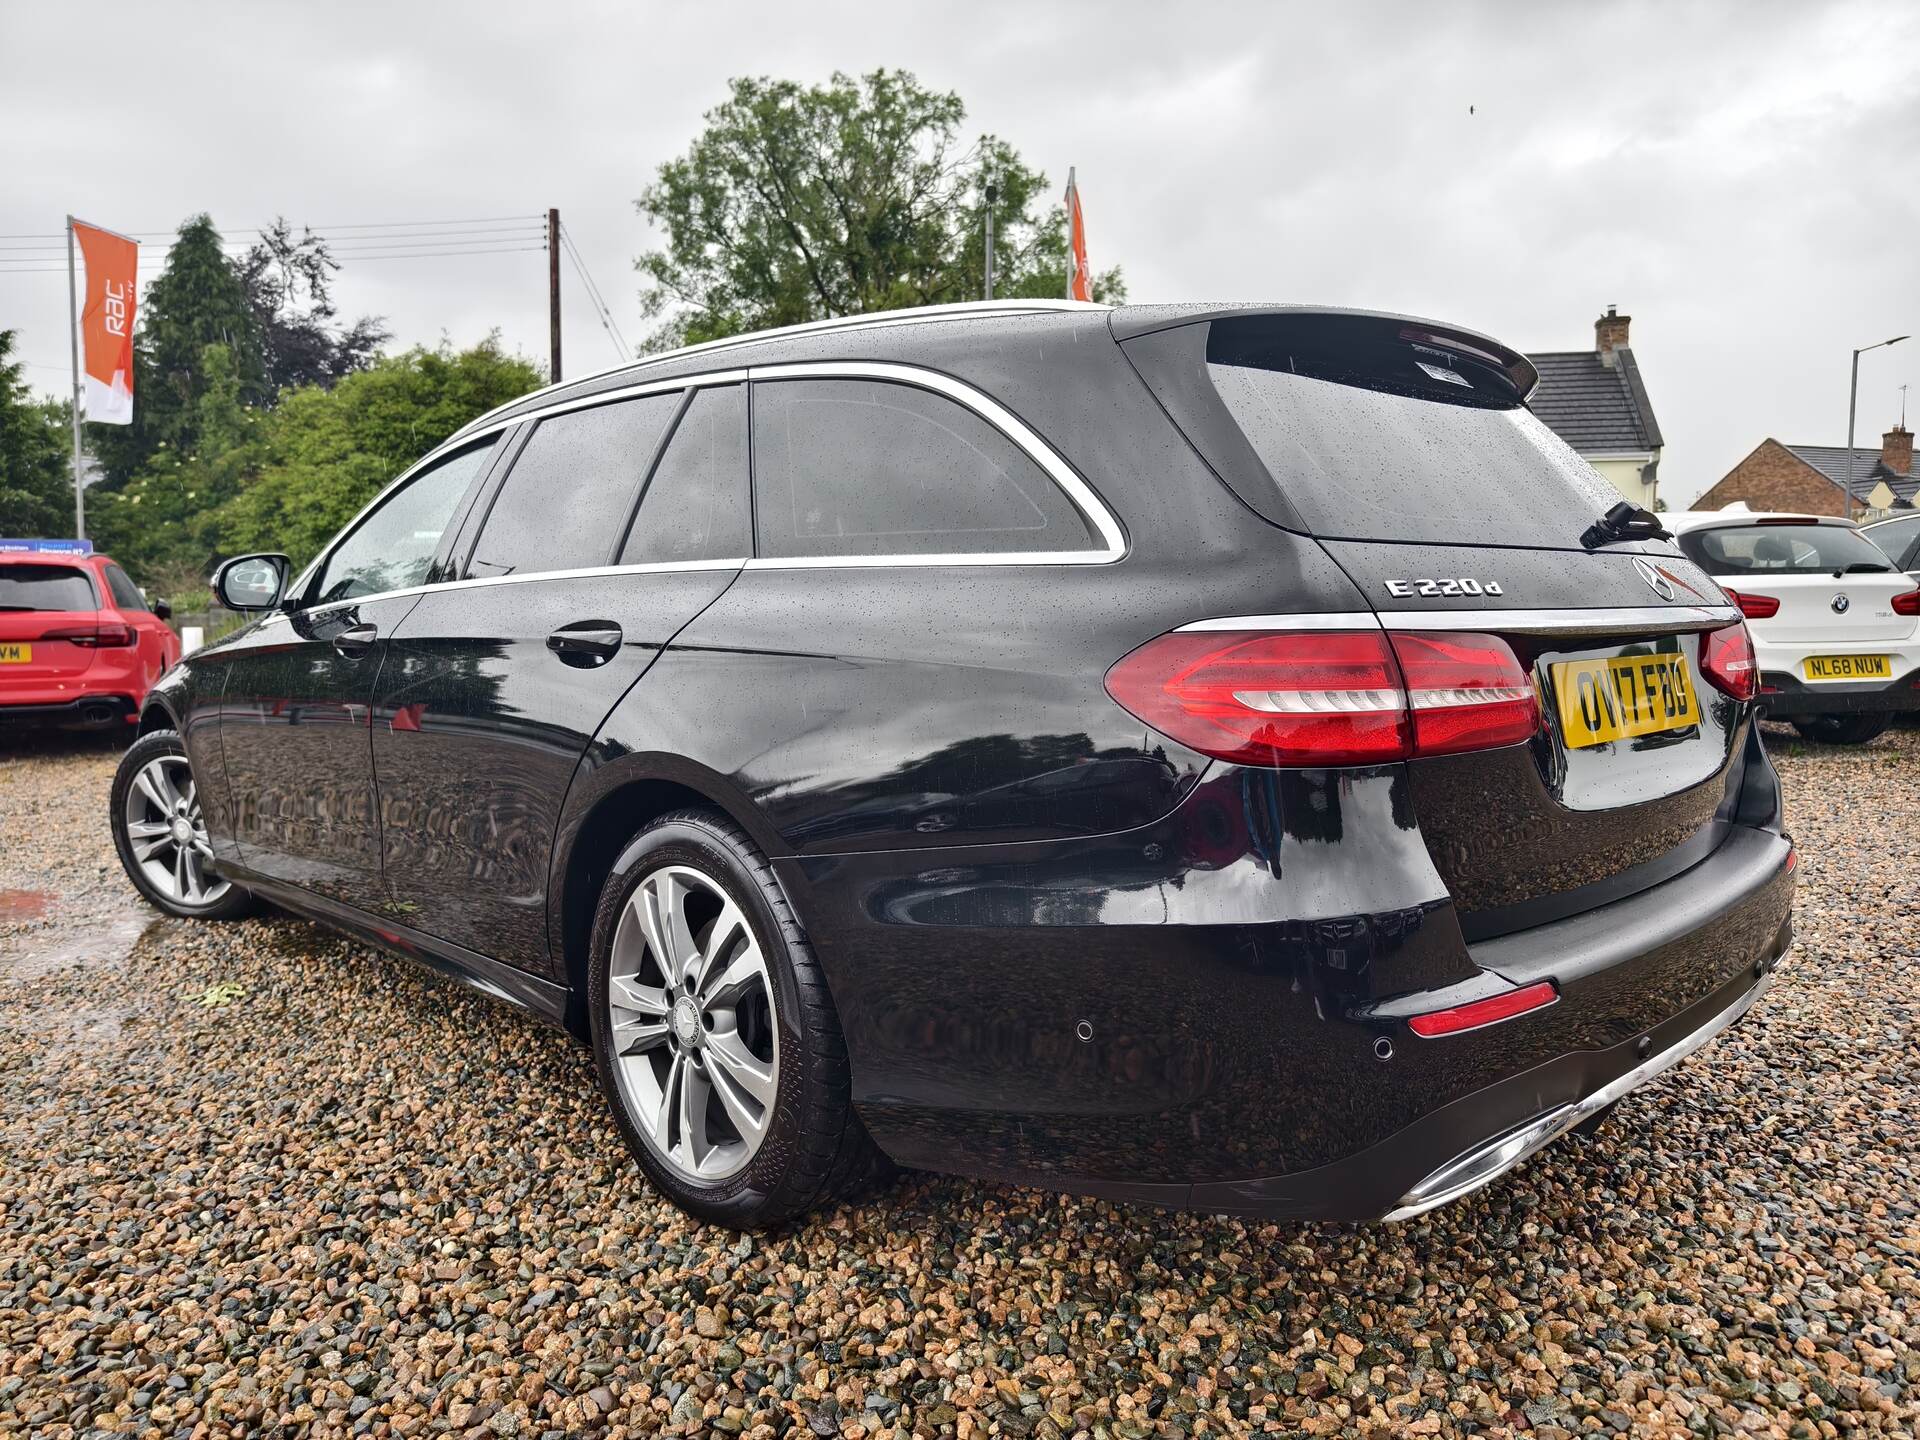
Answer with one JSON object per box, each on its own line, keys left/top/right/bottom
{"left": 1848, "top": 334, "right": 1908, "bottom": 518}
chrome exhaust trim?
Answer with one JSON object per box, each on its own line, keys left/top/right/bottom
{"left": 1384, "top": 968, "right": 1777, "bottom": 1222}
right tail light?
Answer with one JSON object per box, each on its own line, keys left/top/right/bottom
{"left": 1699, "top": 622, "right": 1759, "bottom": 701}
{"left": 1892, "top": 589, "right": 1920, "bottom": 616}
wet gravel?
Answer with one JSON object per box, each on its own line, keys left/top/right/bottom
{"left": 1, "top": 727, "right": 1914, "bottom": 1438}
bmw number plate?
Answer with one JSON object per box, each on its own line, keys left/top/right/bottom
{"left": 1552, "top": 653, "right": 1699, "bottom": 748}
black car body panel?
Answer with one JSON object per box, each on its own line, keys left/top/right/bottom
{"left": 144, "top": 301, "right": 1796, "bottom": 1221}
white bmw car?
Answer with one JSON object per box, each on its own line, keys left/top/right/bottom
{"left": 1667, "top": 510, "right": 1920, "bottom": 744}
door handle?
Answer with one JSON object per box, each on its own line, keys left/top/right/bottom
{"left": 547, "top": 621, "right": 623, "bottom": 668}
{"left": 333, "top": 622, "right": 379, "bottom": 659}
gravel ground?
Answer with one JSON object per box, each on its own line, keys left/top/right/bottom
{"left": 1, "top": 726, "right": 1914, "bottom": 1439}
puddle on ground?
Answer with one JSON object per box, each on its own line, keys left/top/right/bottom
{"left": 0, "top": 889, "right": 51, "bottom": 921}
{"left": 0, "top": 902, "right": 157, "bottom": 985}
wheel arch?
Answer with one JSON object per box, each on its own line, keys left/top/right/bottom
{"left": 138, "top": 696, "right": 181, "bottom": 736}
{"left": 550, "top": 758, "right": 794, "bottom": 1041}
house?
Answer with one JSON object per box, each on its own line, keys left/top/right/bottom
{"left": 1526, "top": 307, "right": 1665, "bottom": 508}
{"left": 1693, "top": 423, "right": 1915, "bottom": 517}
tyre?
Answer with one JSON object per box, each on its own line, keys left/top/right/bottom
{"left": 587, "top": 809, "right": 885, "bottom": 1228}
{"left": 1791, "top": 713, "right": 1893, "bottom": 745}
{"left": 110, "top": 729, "right": 256, "bottom": 919}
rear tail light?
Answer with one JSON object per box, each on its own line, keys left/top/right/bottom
{"left": 1893, "top": 589, "right": 1920, "bottom": 616}
{"left": 40, "top": 622, "right": 135, "bottom": 648}
{"left": 1721, "top": 588, "right": 1780, "bottom": 620}
{"left": 1699, "top": 622, "right": 1759, "bottom": 701}
{"left": 1103, "top": 628, "right": 1538, "bottom": 767}
{"left": 1407, "top": 980, "right": 1559, "bottom": 1037}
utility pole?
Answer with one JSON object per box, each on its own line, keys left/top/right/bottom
{"left": 548, "top": 208, "right": 562, "bottom": 384}
{"left": 1847, "top": 334, "right": 1908, "bottom": 519}
{"left": 983, "top": 181, "right": 997, "bottom": 301}
{"left": 65, "top": 216, "right": 86, "bottom": 540}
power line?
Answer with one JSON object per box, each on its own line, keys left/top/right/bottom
{"left": 0, "top": 243, "right": 547, "bottom": 275}
{"left": 0, "top": 214, "right": 543, "bottom": 242}
{"left": 558, "top": 221, "right": 630, "bottom": 359}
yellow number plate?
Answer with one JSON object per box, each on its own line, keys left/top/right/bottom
{"left": 1552, "top": 653, "right": 1699, "bottom": 748}
{"left": 1803, "top": 654, "right": 1890, "bottom": 680}
{"left": 0, "top": 643, "right": 29, "bottom": 663}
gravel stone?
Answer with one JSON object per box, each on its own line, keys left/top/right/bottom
{"left": 1, "top": 725, "right": 1915, "bottom": 1436}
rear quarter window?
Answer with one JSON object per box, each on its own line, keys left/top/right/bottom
{"left": 0, "top": 563, "right": 96, "bottom": 611}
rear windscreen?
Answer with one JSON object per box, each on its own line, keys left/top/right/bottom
{"left": 0, "top": 563, "right": 95, "bottom": 611}
{"left": 1677, "top": 524, "right": 1895, "bottom": 577}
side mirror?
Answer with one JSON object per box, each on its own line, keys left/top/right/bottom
{"left": 212, "top": 553, "right": 292, "bottom": 612}
{"left": 152, "top": 598, "right": 173, "bottom": 622}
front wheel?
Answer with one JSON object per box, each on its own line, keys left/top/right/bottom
{"left": 1791, "top": 713, "right": 1893, "bottom": 745}
{"left": 587, "top": 810, "right": 884, "bottom": 1228}
{"left": 110, "top": 730, "right": 255, "bottom": 919}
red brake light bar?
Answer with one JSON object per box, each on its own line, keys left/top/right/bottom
{"left": 1103, "top": 628, "right": 1540, "bottom": 767}
{"left": 1407, "top": 981, "right": 1559, "bottom": 1038}
{"left": 41, "top": 622, "right": 135, "bottom": 647}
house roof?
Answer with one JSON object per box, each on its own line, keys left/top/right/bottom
{"left": 1781, "top": 443, "right": 1919, "bottom": 507}
{"left": 1525, "top": 348, "right": 1664, "bottom": 455}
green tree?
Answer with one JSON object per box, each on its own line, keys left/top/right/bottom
{"left": 240, "top": 218, "right": 389, "bottom": 394}
{"left": 635, "top": 69, "right": 1123, "bottom": 350}
{"left": 0, "top": 330, "right": 74, "bottom": 536}
{"left": 89, "top": 214, "right": 264, "bottom": 489}
{"left": 214, "top": 337, "right": 540, "bottom": 568}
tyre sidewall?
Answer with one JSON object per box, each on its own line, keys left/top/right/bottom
{"left": 110, "top": 730, "right": 252, "bottom": 920}
{"left": 586, "top": 816, "right": 814, "bottom": 1227}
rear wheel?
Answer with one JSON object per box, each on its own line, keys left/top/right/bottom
{"left": 110, "top": 730, "right": 255, "bottom": 919}
{"left": 587, "top": 810, "right": 884, "bottom": 1228}
{"left": 1791, "top": 713, "right": 1892, "bottom": 745}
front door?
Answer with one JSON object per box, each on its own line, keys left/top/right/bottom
{"left": 372, "top": 383, "right": 751, "bottom": 975}
{"left": 211, "top": 437, "right": 501, "bottom": 911}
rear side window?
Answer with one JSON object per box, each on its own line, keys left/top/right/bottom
{"left": 470, "top": 393, "right": 681, "bottom": 578}
{"left": 103, "top": 563, "right": 147, "bottom": 611}
{"left": 618, "top": 386, "right": 751, "bottom": 566}
{"left": 1678, "top": 523, "right": 1895, "bottom": 576}
{"left": 0, "top": 563, "right": 95, "bottom": 612}
{"left": 751, "top": 378, "right": 1097, "bottom": 559}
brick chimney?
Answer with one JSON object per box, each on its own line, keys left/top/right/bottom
{"left": 1883, "top": 424, "right": 1913, "bottom": 478}
{"left": 1595, "top": 305, "right": 1631, "bottom": 368}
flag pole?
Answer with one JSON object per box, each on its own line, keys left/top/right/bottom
{"left": 65, "top": 215, "right": 86, "bottom": 540}
{"left": 1065, "top": 169, "right": 1075, "bottom": 300}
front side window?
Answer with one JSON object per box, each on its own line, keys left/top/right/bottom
{"left": 1678, "top": 523, "right": 1895, "bottom": 576}
{"left": 751, "top": 378, "right": 1097, "bottom": 560}
{"left": 103, "top": 563, "right": 148, "bottom": 612}
{"left": 469, "top": 393, "right": 681, "bottom": 578}
{"left": 308, "top": 440, "right": 496, "bottom": 604}
{"left": 0, "top": 564, "right": 95, "bottom": 612}
{"left": 618, "top": 386, "right": 750, "bottom": 566}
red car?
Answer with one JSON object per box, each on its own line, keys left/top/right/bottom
{"left": 0, "top": 541, "right": 180, "bottom": 734}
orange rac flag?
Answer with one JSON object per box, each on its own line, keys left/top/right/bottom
{"left": 1064, "top": 168, "right": 1092, "bottom": 303}
{"left": 72, "top": 218, "right": 138, "bottom": 424}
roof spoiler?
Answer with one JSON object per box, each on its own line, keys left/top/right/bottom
{"left": 1108, "top": 304, "right": 1539, "bottom": 402}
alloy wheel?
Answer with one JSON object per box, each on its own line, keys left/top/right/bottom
{"left": 122, "top": 753, "right": 229, "bottom": 907}
{"left": 606, "top": 864, "right": 779, "bottom": 1184}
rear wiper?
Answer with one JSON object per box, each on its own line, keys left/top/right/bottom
{"left": 1841, "top": 561, "right": 1892, "bottom": 574}
{"left": 1581, "top": 500, "right": 1671, "bottom": 550}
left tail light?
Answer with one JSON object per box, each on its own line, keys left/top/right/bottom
{"left": 42, "top": 622, "right": 135, "bottom": 648}
{"left": 1103, "top": 628, "right": 1539, "bottom": 767}
{"left": 1699, "top": 622, "right": 1758, "bottom": 701}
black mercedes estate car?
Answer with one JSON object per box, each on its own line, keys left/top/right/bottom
{"left": 111, "top": 300, "right": 1797, "bottom": 1228}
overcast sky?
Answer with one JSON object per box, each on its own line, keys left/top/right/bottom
{"left": 4, "top": 0, "right": 1915, "bottom": 506}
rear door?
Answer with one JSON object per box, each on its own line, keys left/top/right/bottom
{"left": 99, "top": 560, "right": 177, "bottom": 687}
{"left": 371, "top": 383, "right": 748, "bottom": 976}
{"left": 1122, "top": 311, "right": 1752, "bottom": 936}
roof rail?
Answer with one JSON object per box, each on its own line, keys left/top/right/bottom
{"left": 450, "top": 299, "right": 1111, "bottom": 443}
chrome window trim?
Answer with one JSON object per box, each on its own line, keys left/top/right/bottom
{"left": 1179, "top": 605, "right": 1741, "bottom": 636}
{"left": 743, "top": 360, "right": 1125, "bottom": 566}
{"left": 445, "top": 299, "right": 1111, "bottom": 445}
{"left": 301, "top": 557, "right": 747, "bottom": 617}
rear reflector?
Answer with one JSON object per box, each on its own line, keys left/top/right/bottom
{"left": 1893, "top": 589, "right": 1920, "bottom": 617}
{"left": 1699, "top": 622, "right": 1759, "bottom": 701}
{"left": 1407, "top": 980, "right": 1559, "bottom": 1037}
{"left": 1721, "top": 588, "right": 1780, "bottom": 620}
{"left": 1104, "top": 628, "right": 1538, "bottom": 767}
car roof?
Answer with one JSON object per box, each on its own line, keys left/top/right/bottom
{"left": 1662, "top": 509, "right": 1859, "bottom": 534}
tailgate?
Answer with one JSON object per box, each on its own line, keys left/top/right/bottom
{"left": 1323, "top": 537, "right": 1748, "bottom": 937}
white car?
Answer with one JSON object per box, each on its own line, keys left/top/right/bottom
{"left": 1666, "top": 510, "right": 1920, "bottom": 744}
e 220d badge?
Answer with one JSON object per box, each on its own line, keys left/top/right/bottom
{"left": 1384, "top": 577, "right": 1506, "bottom": 598}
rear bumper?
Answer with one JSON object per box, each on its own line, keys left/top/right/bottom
{"left": 1757, "top": 667, "right": 1920, "bottom": 717}
{"left": 0, "top": 694, "right": 137, "bottom": 729}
